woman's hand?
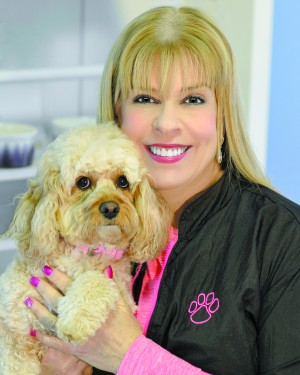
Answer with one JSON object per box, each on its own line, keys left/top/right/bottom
{"left": 27, "top": 266, "right": 143, "bottom": 374}
{"left": 40, "top": 347, "right": 93, "bottom": 375}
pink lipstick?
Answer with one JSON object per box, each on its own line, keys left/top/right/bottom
{"left": 145, "top": 144, "right": 190, "bottom": 164}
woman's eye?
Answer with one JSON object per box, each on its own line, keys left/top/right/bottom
{"left": 116, "top": 175, "right": 130, "bottom": 189}
{"left": 183, "top": 96, "right": 205, "bottom": 105}
{"left": 76, "top": 177, "right": 92, "bottom": 190}
{"left": 133, "top": 95, "right": 157, "bottom": 104}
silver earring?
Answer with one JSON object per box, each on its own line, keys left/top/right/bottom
{"left": 217, "top": 150, "right": 223, "bottom": 164}
{"left": 217, "top": 136, "right": 224, "bottom": 164}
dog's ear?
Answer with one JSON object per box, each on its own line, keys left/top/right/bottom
{"left": 2, "top": 178, "right": 42, "bottom": 254}
{"left": 128, "top": 175, "right": 171, "bottom": 262}
{"left": 3, "top": 166, "right": 62, "bottom": 259}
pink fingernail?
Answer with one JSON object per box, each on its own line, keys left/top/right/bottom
{"left": 30, "top": 329, "right": 37, "bottom": 337}
{"left": 24, "top": 297, "right": 33, "bottom": 308}
{"left": 29, "top": 276, "right": 40, "bottom": 287}
{"left": 107, "top": 266, "right": 113, "bottom": 279}
{"left": 42, "top": 265, "right": 53, "bottom": 276}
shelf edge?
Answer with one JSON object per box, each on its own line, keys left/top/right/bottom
{"left": 0, "top": 65, "right": 103, "bottom": 83}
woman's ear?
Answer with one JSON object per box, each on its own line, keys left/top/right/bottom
{"left": 3, "top": 167, "right": 62, "bottom": 260}
{"left": 128, "top": 175, "right": 171, "bottom": 263}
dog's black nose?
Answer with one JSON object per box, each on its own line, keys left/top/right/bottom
{"left": 99, "top": 201, "right": 120, "bottom": 219}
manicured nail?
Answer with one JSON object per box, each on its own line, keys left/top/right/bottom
{"left": 29, "top": 276, "right": 40, "bottom": 287}
{"left": 24, "top": 297, "right": 33, "bottom": 308}
{"left": 42, "top": 265, "right": 53, "bottom": 276}
{"left": 30, "top": 329, "right": 37, "bottom": 337}
{"left": 107, "top": 266, "right": 113, "bottom": 279}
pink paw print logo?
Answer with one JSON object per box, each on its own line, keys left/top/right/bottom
{"left": 188, "top": 292, "right": 220, "bottom": 324}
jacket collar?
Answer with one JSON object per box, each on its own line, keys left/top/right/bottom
{"left": 176, "top": 170, "right": 238, "bottom": 239}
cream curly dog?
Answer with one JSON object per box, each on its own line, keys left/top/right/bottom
{"left": 0, "top": 123, "right": 170, "bottom": 375}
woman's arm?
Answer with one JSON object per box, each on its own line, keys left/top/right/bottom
{"left": 118, "top": 335, "right": 211, "bottom": 375}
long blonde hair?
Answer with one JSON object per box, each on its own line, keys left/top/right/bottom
{"left": 98, "top": 6, "right": 272, "bottom": 188}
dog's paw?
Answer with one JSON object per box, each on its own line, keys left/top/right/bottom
{"left": 56, "top": 270, "right": 119, "bottom": 343}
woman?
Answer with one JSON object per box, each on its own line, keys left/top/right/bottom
{"left": 26, "top": 6, "right": 300, "bottom": 375}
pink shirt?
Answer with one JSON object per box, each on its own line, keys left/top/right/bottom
{"left": 117, "top": 227, "right": 212, "bottom": 375}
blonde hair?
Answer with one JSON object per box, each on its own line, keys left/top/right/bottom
{"left": 98, "top": 6, "right": 272, "bottom": 188}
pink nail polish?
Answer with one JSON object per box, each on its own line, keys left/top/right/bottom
{"left": 107, "top": 265, "right": 113, "bottom": 279}
{"left": 29, "top": 276, "right": 40, "bottom": 287}
{"left": 42, "top": 265, "right": 53, "bottom": 276}
{"left": 24, "top": 297, "right": 33, "bottom": 308}
{"left": 30, "top": 329, "right": 37, "bottom": 337}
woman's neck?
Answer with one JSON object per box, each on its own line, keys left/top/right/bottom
{"left": 160, "top": 168, "right": 224, "bottom": 218}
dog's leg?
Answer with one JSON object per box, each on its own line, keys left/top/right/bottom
{"left": 0, "top": 322, "right": 44, "bottom": 375}
{"left": 56, "top": 270, "right": 120, "bottom": 343}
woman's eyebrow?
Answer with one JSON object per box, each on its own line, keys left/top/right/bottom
{"left": 182, "top": 85, "right": 208, "bottom": 91}
{"left": 131, "top": 87, "right": 159, "bottom": 92}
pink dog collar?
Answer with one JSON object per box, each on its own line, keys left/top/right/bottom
{"left": 78, "top": 245, "right": 124, "bottom": 260}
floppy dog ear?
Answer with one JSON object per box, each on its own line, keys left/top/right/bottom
{"left": 128, "top": 176, "right": 171, "bottom": 262}
{"left": 3, "top": 167, "right": 62, "bottom": 260}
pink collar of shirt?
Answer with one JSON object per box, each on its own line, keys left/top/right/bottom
{"left": 135, "top": 226, "right": 179, "bottom": 334}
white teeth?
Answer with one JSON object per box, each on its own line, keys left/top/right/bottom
{"left": 149, "top": 146, "right": 187, "bottom": 157}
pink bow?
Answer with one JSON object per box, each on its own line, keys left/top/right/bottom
{"left": 78, "top": 245, "right": 124, "bottom": 260}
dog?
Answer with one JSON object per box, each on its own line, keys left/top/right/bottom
{"left": 0, "top": 123, "right": 170, "bottom": 375}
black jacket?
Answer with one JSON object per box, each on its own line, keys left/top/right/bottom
{"left": 95, "top": 172, "right": 300, "bottom": 375}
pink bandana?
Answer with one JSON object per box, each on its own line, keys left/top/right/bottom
{"left": 77, "top": 245, "right": 124, "bottom": 260}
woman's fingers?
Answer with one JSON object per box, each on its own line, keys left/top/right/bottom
{"left": 27, "top": 267, "right": 73, "bottom": 331}
{"left": 29, "top": 276, "right": 63, "bottom": 312}
{"left": 41, "top": 347, "right": 93, "bottom": 375}
{"left": 28, "top": 267, "right": 72, "bottom": 320}
{"left": 38, "top": 331, "right": 74, "bottom": 353}
{"left": 25, "top": 297, "right": 58, "bottom": 333}
{"left": 41, "top": 265, "right": 73, "bottom": 294}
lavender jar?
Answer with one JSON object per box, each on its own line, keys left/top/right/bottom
{"left": 0, "top": 124, "right": 37, "bottom": 168}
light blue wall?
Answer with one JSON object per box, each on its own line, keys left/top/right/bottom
{"left": 267, "top": 0, "right": 300, "bottom": 203}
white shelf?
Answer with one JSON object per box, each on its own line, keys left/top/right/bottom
{"left": 0, "top": 65, "right": 104, "bottom": 83}
{"left": 0, "top": 238, "right": 17, "bottom": 252}
{"left": 0, "top": 165, "right": 36, "bottom": 182}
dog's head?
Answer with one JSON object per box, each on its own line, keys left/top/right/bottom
{"left": 5, "top": 123, "right": 170, "bottom": 263}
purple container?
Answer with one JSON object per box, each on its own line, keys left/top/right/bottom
{"left": 0, "top": 124, "right": 37, "bottom": 168}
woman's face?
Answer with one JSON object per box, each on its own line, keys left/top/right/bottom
{"left": 118, "top": 66, "right": 222, "bottom": 208}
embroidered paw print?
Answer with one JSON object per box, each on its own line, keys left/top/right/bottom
{"left": 188, "top": 292, "right": 220, "bottom": 324}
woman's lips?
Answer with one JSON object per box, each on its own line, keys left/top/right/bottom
{"left": 145, "top": 144, "right": 190, "bottom": 163}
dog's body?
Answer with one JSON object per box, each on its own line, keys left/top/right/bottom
{"left": 0, "top": 123, "right": 170, "bottom": 374}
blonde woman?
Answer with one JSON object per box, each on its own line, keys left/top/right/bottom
{"left": 26, "top": 6, "right": 300, "bottom": 375}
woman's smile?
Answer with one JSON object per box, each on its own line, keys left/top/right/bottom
{"left": 145, "top": 144, "right": 191, "bottom": 163}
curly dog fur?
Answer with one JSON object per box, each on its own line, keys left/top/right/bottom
{"left": 0, "top": 123, "right": 170, "bottom": 374}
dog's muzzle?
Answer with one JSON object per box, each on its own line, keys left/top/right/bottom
{"left": 99, "top": 201, "right": 120, "bottom": 219}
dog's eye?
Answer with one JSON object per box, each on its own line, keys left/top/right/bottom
{"left": 76, "top": 176, "right": 92, "bottom": 190}
{"left": 116, "top": 175, "right": 130, "bottom": 189}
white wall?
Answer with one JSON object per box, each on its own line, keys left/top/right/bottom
{"left": 0, "top": 0, "right": 124, "bottom": 144}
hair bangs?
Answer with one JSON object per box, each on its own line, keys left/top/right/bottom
{"left": 117, "top": 39, "right": 223, "bottom": 102}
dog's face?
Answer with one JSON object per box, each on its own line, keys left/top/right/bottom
{"left": 6, "top": 123, "right": 170, "bottom": 263}
{"left": 58, "top": 163, "right": 141, "bottom": 250}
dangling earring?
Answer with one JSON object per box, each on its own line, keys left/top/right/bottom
{"left": 217, "top": 150, "right": 223, "bottom": 164}
{"left": 217, "top": 136, "right": 225, "bottom": 164}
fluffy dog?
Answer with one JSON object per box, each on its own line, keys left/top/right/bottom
{"left": 0, "top": 123, "right": 170, "bottom": 375}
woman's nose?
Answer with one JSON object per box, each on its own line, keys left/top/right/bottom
{"left": 152, "top": 104, "right": 180, "bottom": 134}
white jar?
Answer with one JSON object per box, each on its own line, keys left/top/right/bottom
{"left": 51, "top": 116, "right": 96, "bottom": 139}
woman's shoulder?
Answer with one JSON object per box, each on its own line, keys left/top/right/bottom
{"left": 234, "top": 175, "right": 300, "bottom": 224}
